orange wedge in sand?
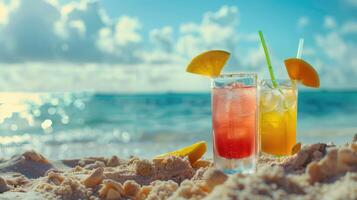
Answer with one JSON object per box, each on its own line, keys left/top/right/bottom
{"left": 284, "top": 58, "right": 320, "bottom": 88}
{"left": 155, "top": 141, "right": 207, "bottom": 164}
{"left": 186, "top": 50, "right": 230, "bottom": 77}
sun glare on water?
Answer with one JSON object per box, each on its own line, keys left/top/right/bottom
{"left": 0, "top": 92, "right": 88, "bottom": 145}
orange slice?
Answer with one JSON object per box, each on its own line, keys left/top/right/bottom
{"left": 291, "top": 142, "right": 302, "bottom": 155}
{"left": 284, "top": 58, "right": 320, "bottom": 88}
{"left": 186, "top": 50, "right": 230, "bottom": 77}
{"left": 191, "top": 160, "right": 212, "bottom": 169}
{"left": 155, "top": 141, "right": 207, "bottom": 164}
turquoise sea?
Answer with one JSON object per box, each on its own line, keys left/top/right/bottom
{"left": 0, "top": 91, "right": 356, "bottom": 160}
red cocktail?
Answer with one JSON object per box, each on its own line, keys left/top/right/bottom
{"left": 211, "top": 73, "right": 257, "bottom": 174}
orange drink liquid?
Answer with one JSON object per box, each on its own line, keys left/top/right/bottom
{"left": 212, "top": 73, "right": 258, "bottom": 174}
{"left": 259, "top": 80, "right": 297, "bottom": 156}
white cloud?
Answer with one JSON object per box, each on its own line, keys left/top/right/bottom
{"left": 97, "top": 27, "right": 115, "bottom": 53}
{"left": 203, "top": 5, "right": 239, "bottom": 26}
{"left": 240, "top": 46, "right": 265, "bottom": 70}
{"left": 237, "top": 33, "right": 259, "bottom": 42}
{"left": 0, "top": 1, "right": 356, "bottom": 91}
{"left": 0, "top": 62, "right": 212, "bottom": 92}
{"left": 150, "top": 26, "right": 174, "bottom": 52}
{"left": 324, "top": 16, "right": 337, "bottom": 29}
{"left": 315, "top": 32, "right": 347, "bottom": 60}
{"left": 304, "top": 13, "right": 357, "bottom": 88}
{"left": 343, "top": 0, "right": 357, "bottom": 7}
{"left": 144, "top": 5, "right": 258, "bottom": 68}
{"left": 176, "top": 6, "right": 240, "bottom": 61}
{"left": 0, "top": 2, "right": 251, "bottom": 68}
{"left": 0, "top": 63, "right": 137, "bottom": 92}
{"left": 94, "top": 15, "right": 143, "bottom": 63}
{"left": 0, "top": 0, "right": 61, "bottom": 62}
{"left": 68, "top": 20, "right": 86, "bottom": 37}
{"left": 314, "top": 30, "right": 357, "bottom": 88}
{"left": 139, "top": 5, "right": 244, "bottom": 85}
{"left": 0, "top": 3, "right": 9, "bottom": 25}
{"left": 301, "top": 46, "right": 316, "bottom": 56}
{"left": 297, "top": 16, "right": 309, "bottom": 29}
{"left": 142, "top": 26, "right": 183, "bottom": 64}
{"left": 0, "top": 0, "right": 143, "bottom": 63}
{"left": 0, "top": 3, "right": 287, "bottom": 92}
{"left": 114, "top": 16, "right": 141, "bottom": 46}
{"left": 0, "top": 0, "right": 19, "bottom": 25}
{"left": 341, "top": 21, "right": 357, "bottom": 34}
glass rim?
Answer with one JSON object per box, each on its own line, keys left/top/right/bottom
{"left": 260, "top": 78, "right": 296, "bottom": 82}
{"left": 212, "top": 72, "right": 257, "bottom": 79}
{"left": 260, "top": 79, "right": 297, "bottom": 88}
{"left": 211, "top": 72, "right": 257, "bottom": 88}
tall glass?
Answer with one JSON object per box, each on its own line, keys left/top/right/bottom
{"left": 259, "top": 79, "right": 297, "bottom": 156}
{"left": 211, "top": 73, "right": 258, "bottom": 174}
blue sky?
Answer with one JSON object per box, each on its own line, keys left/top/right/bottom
{"left": 0, "top": 0, "right": 356, "bottom": 92}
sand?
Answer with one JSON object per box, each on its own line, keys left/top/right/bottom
{"left": 0, "top": 134, "right": 356, "bottom": 200}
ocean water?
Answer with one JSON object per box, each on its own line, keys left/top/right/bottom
{"left": 0, "top": 91, "right": 356, "bottom": 160}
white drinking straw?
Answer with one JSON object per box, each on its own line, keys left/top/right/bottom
{"left": 296, "top": 38, "right": 304, "bottom": 59}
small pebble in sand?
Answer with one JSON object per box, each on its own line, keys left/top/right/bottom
{"left": 0, "top": 176, "right": 10, "bottom": 193}
{"left": 82, "top": 167, "right": 104, "bottom": 188}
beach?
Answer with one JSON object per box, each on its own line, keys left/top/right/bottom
{"left": 0, "top": 0, "right": 356, "bottom": 199}
{"left": 0, "top": 134, "right": 356, "bottom": 199}
{"left": 0, "top": 91, "right": 356, "bottom": 199}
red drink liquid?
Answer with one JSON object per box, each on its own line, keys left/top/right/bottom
{"left": 212, "top": 84, "right": 257, "bottom": 159}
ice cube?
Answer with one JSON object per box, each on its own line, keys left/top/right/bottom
{"left": 232, "top": 87, "right": 257, "bottom": 116}
{"left": 260, "top": 89, "right": 281, "bottom": 113}
{"left": 279, "top": 89, "right": 297, "bottom": 111}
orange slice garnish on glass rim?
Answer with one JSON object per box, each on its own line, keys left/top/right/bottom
{"left": 186, "top": 50, "right": 230, "bottom": 77}
{"left": 284, "top": 58, "right": 320, "bottom": 88}
{"left": 155, "top": 141, "right": 207, "bottom": 164}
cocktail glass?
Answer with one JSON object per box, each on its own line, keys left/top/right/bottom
{"left": 259, "top": 79, "right": 297, "bottom": 156}
{"left": 211, "top": 73, "right": 258, "bottom": 174}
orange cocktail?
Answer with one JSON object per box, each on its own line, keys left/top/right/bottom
{"left": 258, "top": 31, "right": 320, "bottom": 156}
{"left": 260, "top": 80, "right": 297, "bottom": 155}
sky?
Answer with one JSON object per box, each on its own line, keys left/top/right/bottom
{"left": 0, "top": 0, "right": 356, "bottom": 92}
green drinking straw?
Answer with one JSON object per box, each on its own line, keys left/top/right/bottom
{"left": 258, "top": 31, "right": 278, "bottom": 88}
